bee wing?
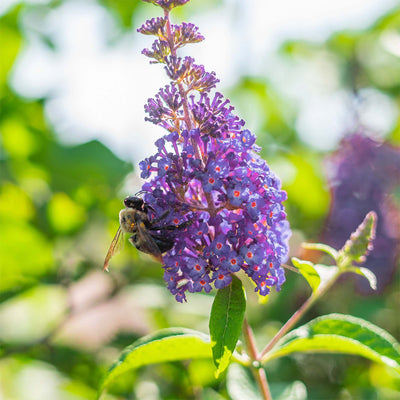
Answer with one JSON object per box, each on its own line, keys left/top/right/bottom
{"left": 103, "top": 226, "right": 124, "bottom": 271}
{"left": 135, "top": 219, "right": 163, "bottom": 262}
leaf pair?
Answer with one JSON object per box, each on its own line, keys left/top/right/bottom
{"left": 295, "top": 211, "right": 378, "bottom": 294}
{"left": 99, "top": 311, "right": 400, "bottom": 396}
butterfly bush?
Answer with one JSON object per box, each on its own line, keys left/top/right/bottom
{"left": 138, "top": 0, "right": 291, "bottom": 302}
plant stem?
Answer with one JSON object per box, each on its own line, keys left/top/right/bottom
{"left": 260, "top": 270, "right": 341, "bottom": 361}
{"left": 260, "top": 292, "right": 317, "bottom": 359}
{"left": 242, "top": 318, "right": 273, "bottom": 400}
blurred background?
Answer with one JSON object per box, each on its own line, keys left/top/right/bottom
{"left": 0, "top": 0, "right": 399, "bottom": 399}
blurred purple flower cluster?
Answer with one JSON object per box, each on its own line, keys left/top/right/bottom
{"left": 324, "top": 133, "right": 400, "bottom": 292}
{"left": 138, "top": 0, "right": 290, "bottom": 301}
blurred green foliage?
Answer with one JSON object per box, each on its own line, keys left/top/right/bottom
{"left": 0, "top": 1, "right": 399, "bottom": 399}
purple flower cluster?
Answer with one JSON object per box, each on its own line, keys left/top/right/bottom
{"left": 324, "top": 133, "right": 400, "bottom": 293}
{"left": 138, "top": 0, "right": 290, "bottom": 301}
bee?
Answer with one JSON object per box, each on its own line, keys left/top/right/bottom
{"left": 103, "top": 195, "right": 189, "bottom": 271}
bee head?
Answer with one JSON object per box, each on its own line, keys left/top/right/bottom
{"left": 124, "top": 196, "right": 144, "bottom": 210}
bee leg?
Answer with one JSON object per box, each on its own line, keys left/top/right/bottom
{"left": 155, "top": 221, "right": 192, "bottom": 231}
{"left": 143, "top": 203, "right": 156, "bottom": 214}
{"left": 129, "top": 232, "right": 140, "bottom": 249}
{"left": 150, "top": 209, "right": 170, "bottom": 224}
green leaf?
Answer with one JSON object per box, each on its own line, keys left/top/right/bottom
{"left": 262, "top": 314, "right": 400, "bottom": 374}
{"left": 339, "top": 211, "right": 377, "bottom": 266}
{"left": 227, "top": 363, "right": 262, "bottom": 400}
{"left": 100, "top": 328, "right": 211, "bottom": 393}
{"left": 313, "top": 264, "right": 340, "bottom": 290}
{"left": 291, "top": 257, "right": 320, "bottom": 293}
{"left": 0, "top": 220, "right": 54, "bottom": 292}
{"left": 100, "top": 0, "right": 141, "bottom": 28}
{"left": 0, "top": 6, "right": 22, "bottom": 90}
{"left": 44, "top": 140, "right": 133, "bottom": 193}
{"left": 291, "top": 258, "right": 339, "bottom": 293}
{"left": 227, "top": 364, "right": 308, "bottom": 400}
{"left": 347, "top": 266, "right": 377, "bottom": 290}
{"left": 209, "top": 275, "right": 246, "bottom": 378}
{"left": 273, "top": 381, "right": 308, "bottom": 400}
{"left": 282, "top": 153, "right": 330, "bottom": 219}
{"left": 301, "top": 242, "right": 338, "bottom": 261}
{"left": 201, "top": 388, "right": 227, "bottom": 400}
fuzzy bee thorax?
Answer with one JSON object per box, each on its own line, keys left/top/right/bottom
{"left": 119, "top": 208, "right": 137, "bottom": 233}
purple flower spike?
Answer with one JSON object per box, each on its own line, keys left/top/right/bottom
{"left": 138, "top": 0, "right": 291, "bottom": 301}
